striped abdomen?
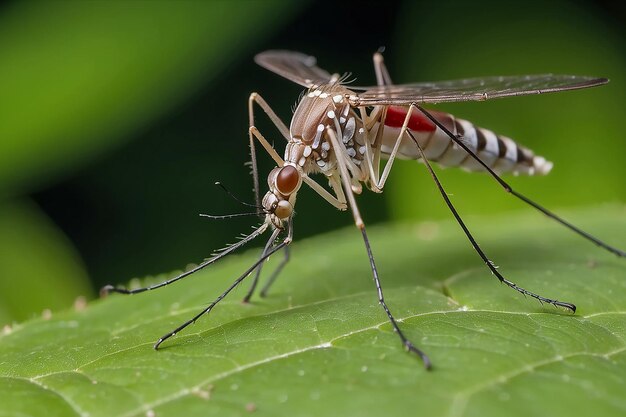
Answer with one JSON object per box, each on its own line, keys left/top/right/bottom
{"left": 378, "top": 106, "right": 552, "bottom": 175}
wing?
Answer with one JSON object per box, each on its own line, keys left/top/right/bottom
{"left": 350, "top": 75, "right": 609, "bottom": 106}
{"left": 255, "top": 50, "right": 334, "bottom": 89}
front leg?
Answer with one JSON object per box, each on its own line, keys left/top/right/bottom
{"left": 301, "top": 175, "right": 347, "bottom": 210}
{"left": 248, "top": 92, "right": 291, "bottom": 209}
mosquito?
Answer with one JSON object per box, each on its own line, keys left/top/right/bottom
{"left": 102, "top": 50, "right": 624, "bottom": 370}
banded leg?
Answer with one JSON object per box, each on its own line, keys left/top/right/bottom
{"left": 155, "top": 224, "right": 291, "bottom": 349}
{"left": 404, "top": 128, "right": 576, "bottom": 311}
{"left": 326, "top": 128, "right": 431, "bottom": 369}
{"left": 413, "top": 104, "right": 626, "bottom": 258}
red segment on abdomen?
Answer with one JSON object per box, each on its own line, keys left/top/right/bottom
{"left": 384, "top": 106, "right": 437, "bottom": 132}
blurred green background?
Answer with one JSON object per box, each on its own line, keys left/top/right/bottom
{"left": 0, "top": 0, "right": 624, "bottom": 324}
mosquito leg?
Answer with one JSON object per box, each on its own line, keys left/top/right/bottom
{"left": 248, "top": 93, "right": 291, "bottom": 210}
{"left": 362, "top": 50, "right": 399, "bottom": 192}
{"left": 358, "top": 106, "right": 386, "bottom": 191}
{"left": 248, "top": 129, "right": 261, "bottom": 212}
{"left": 374, "top": 105, "right": 420, "bottom": 190}
{"left": 358, "top": 102, "right": 423, "bottom": 192}
{"left": 367, "top": 48, "right": 394, "bottom": 186}
{"left": 247, "top": 101, "right": 342, "bottom": 286}
{"left": 252, "top": 101, "right": 349, "bottom": 211}
{"left": 249, "top": 126, "right": 284, "bottom": 167}
{"left": 155, "top": 223, "right": 292, "bottom": 349}
{"left": 242, "top": 228, "right": 281, "bottom": 303}
{"left": 413, "top": 104, "right": 626, "bottom": 258}
{"left": 247, "top": 123, "right": 282, "bottom": 292}
{"left": 249, "top": 92, "right": 290, "bottom": 141}
{"left": 101, "top": 223, "right": 269, "bottom": 296}
{"left": 372, "top": 51, "right": 394, "bottom": 86}
{"left": 326, "top": 128, "right": 363, "bottom": 227}
{"left": 260, "top": 245, "right": 290, "bottom": 297}
{"left": 405, "top": 129, "right": 576, "bottom": 312}
{"left": 360, "top": 226, "right": 432, "bottom": 369}
{"left": 326, "top": 128, "right": 431, "bottom": 369}
{"left": 249, "top": 125, "right": 343, "bottom": 209}
{"left": 302, "top": 175, "right": 347, "bottom": 210}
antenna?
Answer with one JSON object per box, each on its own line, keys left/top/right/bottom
{"left": 215, "top": 181, "right": 262, "bottom": 209}
{"left": 199, "top": 212, "right": 262, "bottom": 220}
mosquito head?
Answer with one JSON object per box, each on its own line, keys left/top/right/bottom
{"left": 262, "top": 164, "right": 302, "bottom": 228}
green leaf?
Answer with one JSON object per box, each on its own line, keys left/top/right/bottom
{"left": 0, "top": 199, "right": 92, "bottom": 324}
{"left": 1, "top": 205, "right": 625, "bottom": 417}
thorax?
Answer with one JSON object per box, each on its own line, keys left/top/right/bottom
{"left": 286, "top": 85, "right": 366, "bottom": 178}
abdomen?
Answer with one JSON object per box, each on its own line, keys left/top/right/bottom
{"left": 377, "top": 106, "right": 552, "bottom": 175}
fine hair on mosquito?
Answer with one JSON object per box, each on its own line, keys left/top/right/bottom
{"left": 197, "top": 182, "right": 264, "bottom": 220}
{"left": 102, "top": 50, "right": 624, "bottom": 370}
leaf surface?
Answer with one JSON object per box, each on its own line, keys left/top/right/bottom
{"left": 1, "top": 205, "right": 625, "bottom": 417}
{"left": 0, "top": 200, "right": 91, "bottom": 323}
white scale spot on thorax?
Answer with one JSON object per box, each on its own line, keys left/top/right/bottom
{"left": 298, "top": 157, "right": 306, "bottom": 167}
{"left": 303, "top": 146, "right": 312, "bottom": 157}
{"left": 343, "top": 117, "right": 355, "bottom": 143}
{"left": 327, "top": 110, "right": 336, "bottom": 119}
{"left": 347, "top": 148, "right": 356, "bottom": 158}
{"left": 322, "top": 142, "right": 330, "bottom": 151}
{"left": 312, "top": 124, "right": 324, "bottom": 149}
{"left": 333, "top": 94, "right": 343, "bottom": 104}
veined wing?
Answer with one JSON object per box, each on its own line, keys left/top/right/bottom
{"left": 255, "top": 50, "right": 334, "bottom": 89}
{"left": 350, "top": 75, "right": 609, "bottom": 106}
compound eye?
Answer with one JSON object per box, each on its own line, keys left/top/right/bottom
{"left": 267, "top": 167, "right": 281, "bottom": 189}
{"left": 275, "top": 165, "right": 300, "bottom": 196}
